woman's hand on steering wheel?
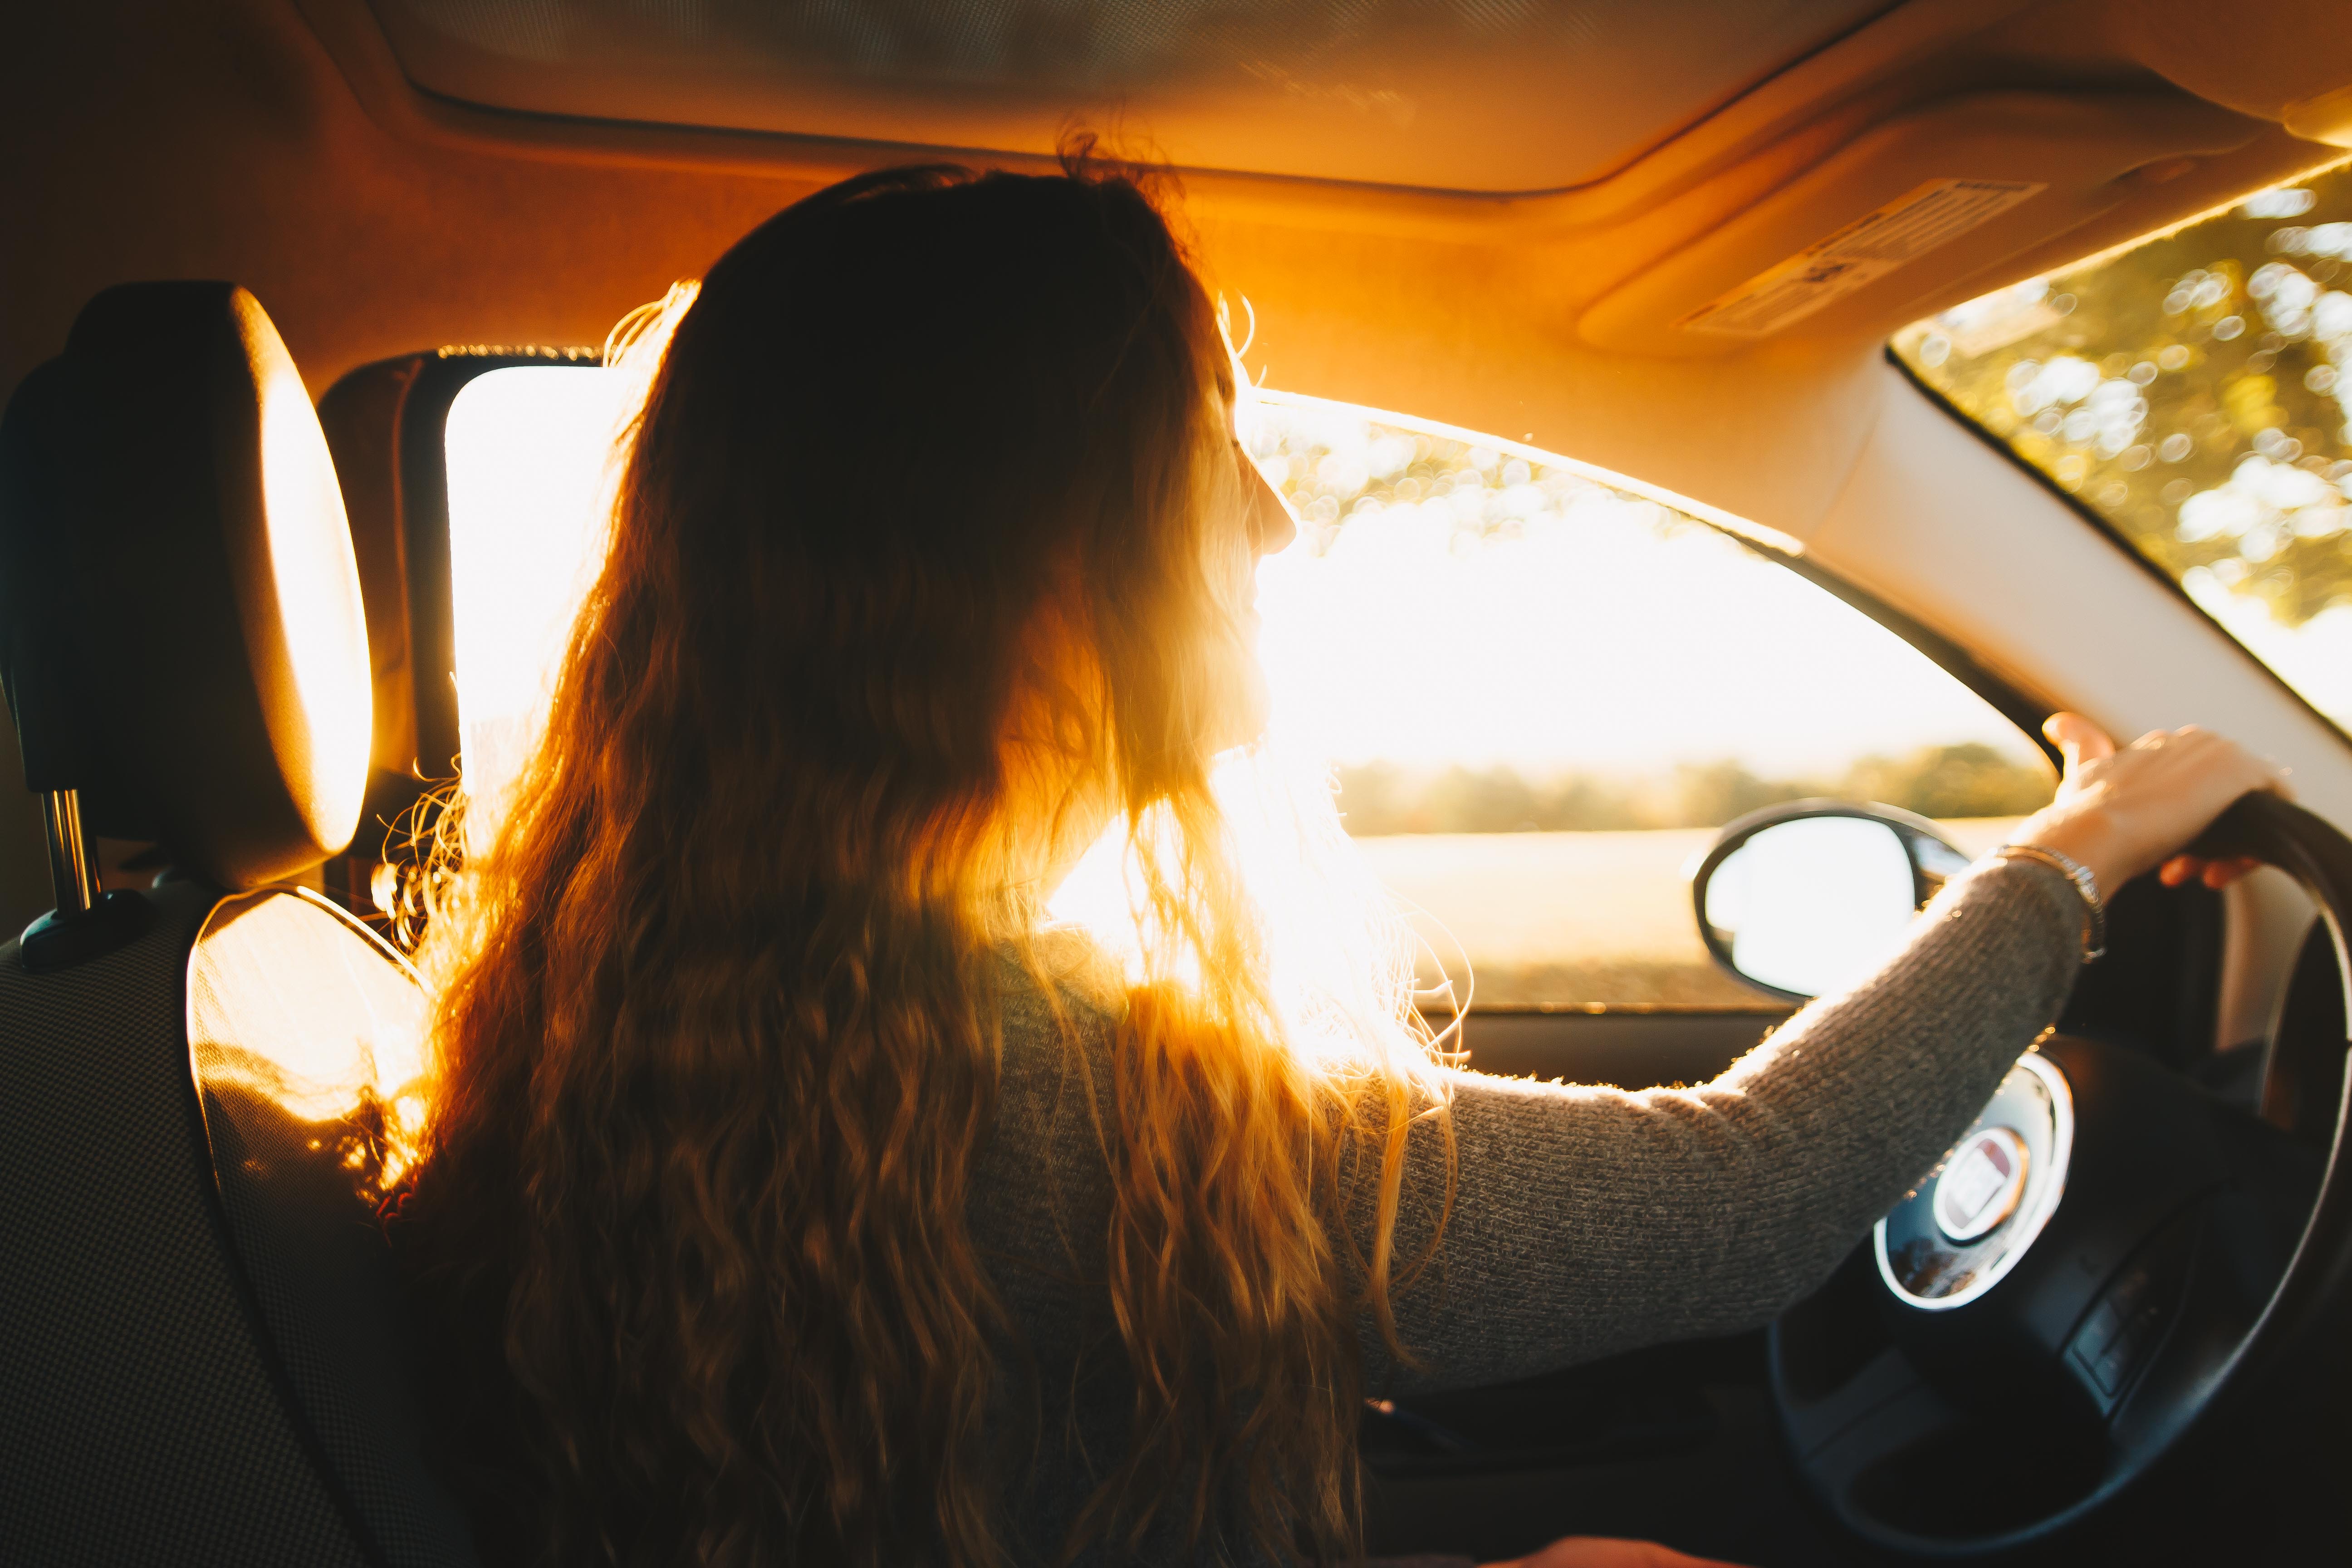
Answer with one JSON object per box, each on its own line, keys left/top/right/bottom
{"left": 2015, "top": 712, "right": 2292, "bottom": 897}
{"left": 1479, "top": 1536, "right": 1749, "bottom": 1568}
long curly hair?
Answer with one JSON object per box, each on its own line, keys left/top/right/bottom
{"left": 390, "top": 154, "right": 1450, "bottom": 1568}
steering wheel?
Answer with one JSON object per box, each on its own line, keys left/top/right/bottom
{"left": 1767, "top": 792, "right": 2352, "bottom": 1554}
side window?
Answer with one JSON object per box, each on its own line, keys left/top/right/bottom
{"left": 1241, "top": 398, "right": 2052, "bottom": 1009}
{"left": 443, "top": 363, "right": 637, "bottom": 838}
{"left": 1893, "top": 159, "right": 2352, "bottom": 729}
{"left": 441, "top": 369, "right": 2053, "bottom": 1011}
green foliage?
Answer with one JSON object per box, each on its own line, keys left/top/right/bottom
{"left": 1334, "top": 742, "right": 2051, "bottom": 835}
{"left": 1895, "top": 161, "right": 2352, "bottom": 630}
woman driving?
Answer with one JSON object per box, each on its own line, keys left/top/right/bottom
{"left": 387, "top": 155, "right": 2287, "bottom": 1568}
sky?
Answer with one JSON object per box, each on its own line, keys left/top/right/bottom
{"left": 444, "top": 363, "right": 2044, "bottom": 811}
{"left": 1252, "top": 480, "right": 2029, "bottom": 778}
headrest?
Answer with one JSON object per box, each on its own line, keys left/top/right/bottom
{"left": 0, "top": 283, "right": 372, "bottom": 890}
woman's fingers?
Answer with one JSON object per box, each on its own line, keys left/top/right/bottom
{"left": 2013, "top": 717, "right": 2292, "bottom": 894}
{"left": 2161, "top": 853, "right": 2265, "bottom": 889}
{"left": 2043, "top": 710, "right": 2116, "bottom": 774}
{"left": 1480, "top": 1537, "right": 1753, "bottom": 1568}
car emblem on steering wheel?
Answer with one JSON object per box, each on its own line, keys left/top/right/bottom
{"left": 1932, "top": 1126, "right": 2029, "bottom": 1242}
{"left": 1876, "top": 1051, "right": 2073, "bottom": 1311}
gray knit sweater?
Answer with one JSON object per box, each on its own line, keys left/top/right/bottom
{"left": 967, "top": 856, "right": 2085, "bottom": 1561}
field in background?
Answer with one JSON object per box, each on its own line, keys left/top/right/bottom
{"left": 1358, "top": 818, "right": 2022, "bottom": 1009}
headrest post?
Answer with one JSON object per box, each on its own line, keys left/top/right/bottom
{"left": 40, "top": 789, "right": 96, "bottom": 916}
{"left": 19, "top": 784, "right": 147, "bottom": 972}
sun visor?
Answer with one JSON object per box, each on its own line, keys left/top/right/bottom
{"left": 1578, "top": 91, "right": 2271, "bottom": 358}
{"left": 0, "top": 283, "right": 372, "bottom": 889}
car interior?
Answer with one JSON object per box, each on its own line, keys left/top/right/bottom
{"left": 6, "top": 1, "right": 2352, "bottom": 1563}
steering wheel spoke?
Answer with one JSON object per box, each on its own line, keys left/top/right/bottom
{"left": 2061, "top": 1203, "right": 2202, "bottom": 1422}
{"left": 1780, "top": 1347, "right": 1964, "bottom": 1501}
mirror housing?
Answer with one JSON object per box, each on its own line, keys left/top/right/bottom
{"left": 1690, "top": 799, "right": 1973, "bottom": 1002}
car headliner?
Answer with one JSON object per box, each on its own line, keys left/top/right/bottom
{"left": 5, "top": 0, "right": 2348, "bottom": 549}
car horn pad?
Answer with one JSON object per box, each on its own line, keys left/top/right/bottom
{"left": 1767, "top": 792, "right": 2350, "bottom": 1554}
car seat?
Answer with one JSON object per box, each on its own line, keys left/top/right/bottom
{"left": 0, "top": 282, "right": 479, "bottom": 1568}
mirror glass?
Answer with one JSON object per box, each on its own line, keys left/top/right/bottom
{"left": 1704, "top": 816, "right": 1918, "bottom": 998}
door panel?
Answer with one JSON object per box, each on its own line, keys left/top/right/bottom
{"left": 1454, "top": 1009, "right": 1787, "bottom": 1089}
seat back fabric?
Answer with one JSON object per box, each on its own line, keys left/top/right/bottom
{"left": 187, "top": 888, "right": 479, "bottom": 1568}
{"left": 0, "top": 881, "right": 376, "bottom": 1568}
{"left": 0, "top": 882, "right": 482, "bottom": 1568}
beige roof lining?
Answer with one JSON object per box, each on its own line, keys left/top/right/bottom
{"left": 359, "top": 0, "right": 1907, "bottom": 196}
{"left": 298, "top": 0, "right": 2026, "bottom": 222}
{"left": 6, "top": 0, "right": 2350, "bottom": 540}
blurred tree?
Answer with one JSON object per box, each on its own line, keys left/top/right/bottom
{"left": 1331, "top": 761, "right": 1408, "bottom": 836}
{"left": 1536, "top": 774, "right": 1647, "bottom": 831}
{"left": 1894, "top": 160, "right": 2352, "bottom": 632}
{"left": 1841, "top": 743, "right": 2053, "bottom": 818}
{"left": 1671, "top": 761, "right": 1812, "bottom": 827}
{"left": 1331, "top": 744, "right": 2050, "bottom": 836}
{"left": 1424, "top": 764, "right": 1539, "bottom": 833}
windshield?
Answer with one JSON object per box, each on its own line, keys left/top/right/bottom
{"left": 1892, "top": 159, "right": 2352, "bottom": 728}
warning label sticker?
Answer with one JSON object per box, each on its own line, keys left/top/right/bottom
{"left": 1679, "top": 178, "right": 2046, "bottom": 338}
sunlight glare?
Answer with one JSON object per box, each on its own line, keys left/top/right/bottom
{"left": 259, "top": 355, "right": 372, "bottom": 828}
{"left": 1251, "top": 449, "right": 2027, "bottom": 779}
{"left": 443, "top": 364, "right": 638, "bottom": 838}
{"left": 1045, "top": 740, "right": 1457, "bottom": 1068}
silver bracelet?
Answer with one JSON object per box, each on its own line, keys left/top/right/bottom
{"left": 1991, "top": 843, "right": 2106, "bottom": 962}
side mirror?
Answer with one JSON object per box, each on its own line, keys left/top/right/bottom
{"left": 1690, "top": 800, "right": 1974, "bottom": 1002}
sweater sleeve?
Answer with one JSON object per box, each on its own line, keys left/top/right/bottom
{"left": 1356, "top": 855, "right": 2085, "bottom": 1395}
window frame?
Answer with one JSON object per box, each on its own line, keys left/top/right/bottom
{"left": 394, "top": 348, "right": 605, "bottom": 784}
